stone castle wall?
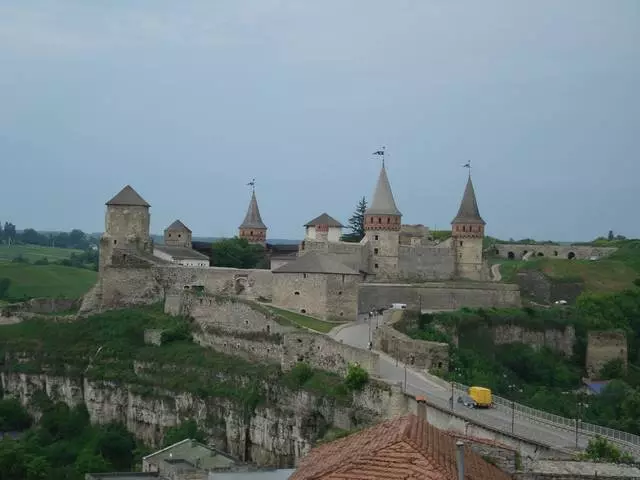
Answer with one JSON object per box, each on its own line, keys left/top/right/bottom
{"left": 492, "top": 325, "right": 576, "bottom": 357}
{"left": 586, "top": 330, "right": 628, "bottom": 378}
{"left": 494, "top": 244, "right": 617, "bottom": 261}
{"left": 298, "top": 240, "right": 367, "bottom": 274}
{"left": 358, "top": 281, "right": 521, "bottom": 313}
{"left": 515, "top": 270, "right": 584, "bottom": 305}
{"left": 272, "top": 273, "right": 328, "bottom": 319}
{"left": 397, "top": 244, "right": 455, "bottom": 281}
{"left": 373, "top": 311, "right": 449, "bottom": 372}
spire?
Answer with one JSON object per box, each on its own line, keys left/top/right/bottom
{"left": 365, "top": 165, "right": 402, "bottom": 216}
{"left": 452, "top": 175, "right": 485, "bottom": 225}
{"left": 239, "top": 190, "right": 267, "bottom": 229}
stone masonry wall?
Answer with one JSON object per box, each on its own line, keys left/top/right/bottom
{"left": 493, "top": 325, "right": 576, "bottom": 357}
{"left": 586, "top": 330, "right": 628, "bottom": 378}
{"left": 298, "top": 240, "right": 367, "bottom": 274}
{"left": 282, "top": 332, "right": 380, "bottom": 376}
{"left": 358, "top": 281, "right": 521, "bottom": 313}
{"left": 373, "top": 311, "right": 449, "bottom": 372}
{"left": 325, "top": 274, "right": 359, "bottom": 321}
{"left": 397, "top": 244, "right": 455, "bottom": 281}
{"left": 494, "top": 244, "right": 617, "bottom": 261}
{"left": 272, "top": 273, "right": 327, "bottom": 319}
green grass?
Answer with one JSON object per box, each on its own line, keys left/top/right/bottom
{"left": 492, "top": 241, "right": 640, "bottom": 293}
{"left": 0, "top": 244, "right": 83, "bottom": 263}
{"left": 0, "top": 263, "right": 97, "bottom": 299}
{"left": 265, "top": 306, "right": 336, "bottom": 333}
{"left": 0, "top": 304, "right": 355, "bottom": 404}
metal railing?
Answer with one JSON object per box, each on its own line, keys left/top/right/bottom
{"left": 453, "top": 380, "right": 640, "bottom": 452}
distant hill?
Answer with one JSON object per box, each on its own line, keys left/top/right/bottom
{"left": 494, "top": 239, "right": 640, "bottom": 294}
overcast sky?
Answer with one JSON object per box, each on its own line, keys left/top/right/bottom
{"left": 1, "top": 1, "right": 638, "bottom": 241}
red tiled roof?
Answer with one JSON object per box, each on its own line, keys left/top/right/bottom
{"left": 290, "top": 414, "right": 512, "bottom": 480}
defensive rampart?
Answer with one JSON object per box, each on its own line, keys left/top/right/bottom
{"left": 358, "top": 281, "right": 521, "bottom": 313}
{"left": 494, "top": 244, "right": 617, "bottom": 261}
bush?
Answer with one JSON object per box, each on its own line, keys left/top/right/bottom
{"left": 160, "top": 323, "right": 192, "bottom": 344}
{"left": 285, "top": 362, "right": 314, "bottom": 388}
{"left": 33, "top": 258, "right": 49, "bottom": 266}
{"left": 0, "top": 398, "right": 32, "bottom": 431}
{"left": 11, "top": 255, "right": 29, "bottom": 264}
{"left": 345, "top": 363, "right": 369, "bottom": 391}
{"left": 581, "top": 435, "right": 634, "bottom": 463}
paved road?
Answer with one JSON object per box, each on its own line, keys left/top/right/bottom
{"left": 331, "top": 316, "right": 590, "bottom": 453}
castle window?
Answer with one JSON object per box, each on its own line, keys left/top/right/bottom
{"left": 554, "top": 251, "right": 558, "bottom": 256}
{"left": 341, "top": 274, "right": 345, "bottom": 283}
{"left": 459, "top": 241, "right": 463, "bottom": 246}
{"left": 387, "top": 217, "right": 390, "bottom": 224}
{"left": 113, "top": 239, "right": 117, "bottom": 245}
{"left": 294, "top": 291, "right": 300, "bottom": 295}
{"left": 168, "top": 233, "right": 172, "bottom": 237}
{"left": 374, "top": 248, "right": 379, "bottom": 255}
{"left": 178, "top": 234, "right": 181, "bottom": 238}
{"left": 303, "top": 273, "right": 307, "bottom": 279}
{"left": 300, "top": 309, "right": 307, "bottom": 313}
{"left": 462, "top": 226, "right": 466, "bottom": 232}
{"left": 374, "top": 263, "right": 379, "bottom": 269}
{"left": 250, "top": 231, "right": 253, "bottom": 235}
{"left": 374, "top": 235, "right": 379, "bottom": 240}
{"left": 339, "top": 312, "right": 344, "bottom": 316}
{"left": 266, "top": 325, "right": 271, "bottom": 334}
{"left": 338, "top": 291, "right": 342, "bottom": 295}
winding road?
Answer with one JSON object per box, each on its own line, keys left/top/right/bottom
{"left": 330, "top": 315, "right": 594, "bottom": 454}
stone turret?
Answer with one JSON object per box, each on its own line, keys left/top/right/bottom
{"left": 451, "top": 174, "right": 485, "bottom": 280}
{"left": 238, "top": 190, "right": 267, "bottom": 245}
{"left": 364, "top": 165, "right": 402, "bottom": 278}
{"left": 164, "top": 220, "right": 192, "bottom": 248}
{"left": 100, "top": 185, "right": 152, "bottom": 271}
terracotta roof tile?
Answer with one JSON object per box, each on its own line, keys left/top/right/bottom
{"left": 290, "top": 414, "right": 511, "bottom": 480}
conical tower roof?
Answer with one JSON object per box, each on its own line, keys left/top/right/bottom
{"left": 166, "top": 220, "right": 191, "bottom": 232}
{"left": 106, "top": 185, "right": 150, "bottom": 207}
{"left": 239, "top": 191, "right": 267, "bottom": 229}
{"left": 451, "top": 175, "right": 485, "bottom": 225}
{"left": 365, "top": 166, "right": 401, "bottom": 216}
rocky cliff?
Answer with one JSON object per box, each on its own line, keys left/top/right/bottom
{"left": 0, "top": 369, "right": 401, "bottom": 467}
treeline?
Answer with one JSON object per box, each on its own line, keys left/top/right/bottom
{"left": 0, "top": 223, "right": 96, "bottom": 250}
{"left": 10, "top": 249, "right": 99, "bottom": 272}
{"left": 0, "top": 396, "right": 144, "bottom": 480}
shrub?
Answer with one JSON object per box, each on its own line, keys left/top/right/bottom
{"left": 345, "top": 363, "right": 369, "bottom": 391}
{"left": 0, "top": 277, "right": 11, "bottom": 299}
{"left": 33, "top": 257, "right": 49, "bottom": 266}
{"left": 160, "top": 323, "right": 191, "bottom": 344}
{"left": 285, "top": 362, "right": 314, "bottom": 388}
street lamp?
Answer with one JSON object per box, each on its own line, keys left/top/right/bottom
{"left": 576, "top": 393, "right": 589, "bottom": 448}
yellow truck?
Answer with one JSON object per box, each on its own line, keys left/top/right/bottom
{"left": 468, "top": 386, "right": 493, "bottom": 408}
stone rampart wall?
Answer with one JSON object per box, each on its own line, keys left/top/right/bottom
{"left": 586, "top": 330, "right": 628, "bottom": 378}
{"left": 358, "top": 281, "right": 521, "bottom": 313}
{"left": 373, "top": 311, "right": 449, "bottom": 371}
{"left": 492, "top": 325, "right": 576, "bottom": 357}
{"left": 2, "top": 297, "right": 80, "bottom": 315}
{"left": 494, "top": 244, "right": 617, "bottom": 261}
{"left": 397, "top": 245, "right": 455, "bottom": 281}
{"left": 282, "top": 332, "right": 380, "bottom": 376}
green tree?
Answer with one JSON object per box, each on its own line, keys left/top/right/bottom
{"left": 163, "top": 420, "right": 206, "bottom": 447}
{"left": 345, "top": 363, "right": 369, "bottom": 391}
{"left": 0, "top": 398, "right": 32, "bottom": 431}
{"left": 94, "top": 423, "right": 136, "bottom": 471}
{"left": 341, "top": 197, "right": 367, "bottom": 243}
{"left": 608, "top": 230, "right": 615, "bottom": 241}
{"left": 210, "top": 237, "right": 266, "bottom": 269}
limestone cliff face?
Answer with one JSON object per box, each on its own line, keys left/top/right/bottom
{"left": 0, "top": 371, "right": 400, "bottom": 467}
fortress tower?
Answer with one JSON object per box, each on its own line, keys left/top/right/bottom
{"left": 100, "top": 185, "right": 152, "bottom": 271}
{"left": 451, "top": 174, "right": 485, "bottom": 280}
{"left": 364, "top": 164, "right": 402, "bottom": 279}
{"left": 238, "top": 188, "right": 267, "bottom": 245}
{"left": 164, "top": 220, "right": 192, "bottom": 248}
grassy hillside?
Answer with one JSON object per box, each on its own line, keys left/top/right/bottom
{"left": 0, "top": 244, "right": 84, "bottom": 263}
{"left": 494, "top": 240, "right": 640, "bottom": 293}
{"left": 0, "top": 263, "right": 97, "bottom": 300}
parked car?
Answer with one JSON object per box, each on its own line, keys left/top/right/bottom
{"left": 457, "top": 394, "right": 477, "bottom": 409}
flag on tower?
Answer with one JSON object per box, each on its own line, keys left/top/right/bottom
{"left": 373, "top": 150, "right": 385, "bottom": 155}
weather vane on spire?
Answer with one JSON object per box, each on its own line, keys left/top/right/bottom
{"left": 462, "top": 161, "right": 471, "bottom": 176}
{"left": 247, "top": 178, "right": 256, "bottom": 192}
{"left": 373, "top": 146, "right": 386, "bottom": 167}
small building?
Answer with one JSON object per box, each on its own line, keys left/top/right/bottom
{"left": 153, "top": 220, "right": 210, "bottom": 267}
{"left": 289, "top": 414, "right": 511, "bottom": 480}
{"left": 580, "top": 379, "right": 611, "bottom": 395}
{"left": 143, "top": 439, "right": 237, "bottom": 478}
{"left": 303, "top": 213, "right": 344, "bottom": 243}
{"left": 272, "top": 252, "right": 361, "bottom": 320}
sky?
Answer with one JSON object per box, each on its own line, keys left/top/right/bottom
{"left": 0, "top": 1, "right": 638, "bottom": 241}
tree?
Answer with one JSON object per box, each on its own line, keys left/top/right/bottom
{"left": 162, "top": 420, "right": 206, "bottom": 447}
{"left": 341, "top": 197, "right": 367, "bottom": 243}
{"left": 210, "top": 237, "right": 266, "bottom": 269}
{"left": 3, "top": 222, "right": 16, "bottom": 245}
{"left": 608, "top": 230, "right": 615, "bottom": 241}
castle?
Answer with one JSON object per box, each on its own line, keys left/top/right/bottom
{"left": 81, "top": 163, "right": 521, "bottom": 319}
